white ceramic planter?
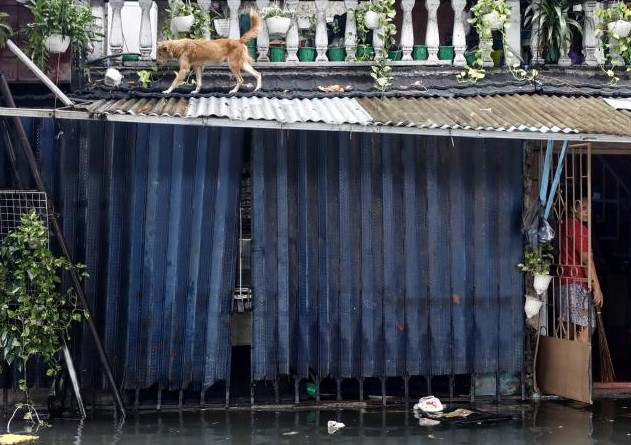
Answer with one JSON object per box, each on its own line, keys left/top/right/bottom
{"left": 265, "top": 16, "right": 292, "bottom": 35}
{"left": 214, "top": 18, "right": 230, "bottom": 37}
{"left": 524, "top": 295, "right": 543, "bottom": 319}
{"left": 533, "top": 274, "right": 552, "bottom": 295}
{"left": 171, "top": 14, "right": 195, "bottom": 34}
{"left": 483, "top": 11, "right": 502, "bottom": 30}
{"left": 45, "top": 34, "right": 71, "bottom": 53}
{"left": 608, "top": 19, "right": 631, "bottom": 38}
{"left": 104, "top": 68, "right": 123, "bottom": 87}
{"left": 364, "top": 10, "right": 380, "bottom": 30}
{"left": 297, "top": 16, "right": 311, "bottom": 29}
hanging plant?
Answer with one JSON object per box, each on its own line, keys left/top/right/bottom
{"left": 0, "top": 210, "right": 86, "bottom": 427}
{"left": 594, "top": 2, "right": 631, "bottom": 84}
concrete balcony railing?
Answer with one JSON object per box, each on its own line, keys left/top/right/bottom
{"left": 91, "top": 0, "right": 606, "bottom": 69}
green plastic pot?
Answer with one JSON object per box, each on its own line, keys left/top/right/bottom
{"left": 269, "top": 46, "right": 286, "bottom": 62}
{"left": 438, "top": 45, "right": 454, "bottom": 61}
{"left": 388, "top": 49, "right": 403, "bottom": 60}
{"left": 491, "top": 49, "right": 503, "bottom": 67}
{"left": 356, "top": 44, "right": 375, "bottom": 61}
{"left": 327, "top": 46, "right": 346, "bottom": 61}
{"left": 464, "top": 51, "right": 477, "bottom": 66}
{"left": 298, "top": 46, "right": 316, "bottom": 62}
{"left": 412, "top": 44, "right": 428, "bottom": 61}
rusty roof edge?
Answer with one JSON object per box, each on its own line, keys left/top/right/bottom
{"left": 2, "top": 105, "right": 631, "bottom": 144}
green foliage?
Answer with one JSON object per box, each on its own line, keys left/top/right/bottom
{"left": 517, "top": 243, "right": 554, "bottom": 275}
{"left": 22, "top": 0, "right": 103, "bottom": 70}
{"left": 163, "top": 0, "right": 212, "bottom": 40}
{"left": 0, "top": 210, "right": 86, "bottom": 401}
{"left": 594, "top": 2, "right": 631, "bottom": 82}
{"left": 524, "top": 0, "right": 582, "bottom": 58}
{"left": 260, "top": 1, "right": 293, "bottom": 19}
{"left": 371, "top": 57, "right": 392, "bottom": 91}
{"left": 137, "top": 69, "right": 154, "bottom": 88}
{"left": 0, "top": 12, "right": 13, "bottom": 48}
{"left": 457, "top": 0, "right": 511, "bottom": 82}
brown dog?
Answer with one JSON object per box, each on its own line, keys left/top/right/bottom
{"left": 157, "top": 10, "right": 261, "bottom": 94}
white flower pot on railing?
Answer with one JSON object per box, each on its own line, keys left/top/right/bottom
{"left": 297, "top": 16, "right": 311, "bottom": 29}
{"left": 265, "top": 16, "right": 292, "bottom": 36}
{"left": 171, "top": 15, "right": 195, "bottom": 34}
{"left": 607, "top": 19, "right": 631, "bottom": 38}
{"left": 483, "top": 11, "right": 503, "bottom": 30}
{"left": 45, "top": 34, "right": 71, "bottom": 53}
{"left": 533, "top": 274, "right": 552, "bottom": 295}
{"left": 524, "top": 295, "right": 543, "bottom": 319}
{"left": 364, "top": 10, "right": 380, "bottom": 30}
{"left": 213, "top": 18, "right": 230, "bottom": 37}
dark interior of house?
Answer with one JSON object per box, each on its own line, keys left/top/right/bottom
{"left": 591, "top": 154, "right": 631, "bottom": 382}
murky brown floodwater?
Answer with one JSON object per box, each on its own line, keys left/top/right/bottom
{"left": 4, "top": 399, "right": 631, "bottom": 444}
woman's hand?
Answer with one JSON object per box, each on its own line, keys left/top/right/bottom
{"left": 593, "top": 287, "right": 603, "bottom": 307}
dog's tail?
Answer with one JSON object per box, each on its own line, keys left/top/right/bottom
{"left": 240, "top": 10, "right": 261, "bottom": 44}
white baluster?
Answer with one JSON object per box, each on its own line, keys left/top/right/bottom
{"left": 558, "top": 9, "right": 572, "bottom": 66}
{"left": 529, "top": 15, "right": 544, "bottom": 64}
{"left": 286, "top": 0, "right": 299, "bottom": 62}
{"left": 315, "top": 0, "right": 329, "bottom": 61}
{"left": 505, "top": 0, "right": 521, "bottom": 66}
{"left": 88, "top": 3, "right": 106, "bottom": 61}
{"left": 256, "top": 0, "right": 270, "bottom": 61}
{"left": 480, "top": 36, "right": 493, "bottom": 66}
{"left": 425, "top": 0, "right": 440, "bottom": 63}
{"left": 138, "top": 0, "right": 153, "bottom": 60}
{"left": 451, "top": 0, "right": 466, "bottom": 66}
{"left": 583, "top": 1, "right": 600, "bottom": 66}
{"left": 345, "top": 0, "right": 358, "bottom": 61}
{"left": 227, "top": 0, "right": 241, "bottom": 39}
{"left": 400, "top": 0, "right": 414, "bottom": 61}
{"left": 109, "top": 0, "right": 124, "bottom": 56}
{"left": 198, "top": 0, "right": 213, "bottom": 40}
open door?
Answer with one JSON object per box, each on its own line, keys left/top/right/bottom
{"left": 536, "top": 143, "right": 593, "bottom": 404}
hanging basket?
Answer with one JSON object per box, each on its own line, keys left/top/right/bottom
{"left": 265, "top": 16, "right": 292, "bottom": 36}
{"left": 297, "top": 16, "right": 311, "bottom": 29}
{"left": 171, "top": 14, "right": 195, "bottom": 33}
{"left": 364, "top": 10, "right": 380, "bottom": 30}
{"left": 214, "top": 18, "right": 230, "bottom": 37}
{"left": 45, "top": 34, "right": 71, "bottom": 53}
{"left": 607, "top": 19, "right": 631, "bottom": 38}
{"left": 483, "top": 11, "right": 503, "bottom": 30}
{"left": 533, "top": 274, "right": 552, "bottom": 295}
{"left": 524, "top": 295, "right": 543, "bottom": 319}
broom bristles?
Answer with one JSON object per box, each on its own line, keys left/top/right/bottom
{"left": 596, "top": 310, "right": 616, "bottom": 383}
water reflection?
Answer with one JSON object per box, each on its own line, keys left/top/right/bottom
{"left": 7, "top": 399, "right": 631, "bottom": 445}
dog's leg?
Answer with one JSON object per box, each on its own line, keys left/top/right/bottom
{"left": 193, "top": 66, "right": 203, "bottom": 94}
{"left": 163, "top": 66, "right": 191, "bottom": 94}
{"left": 228, "top": 64, "right": 244, "bottom": 94}
{"left": 242, "top": 63, "right": 262, "bottom": 91}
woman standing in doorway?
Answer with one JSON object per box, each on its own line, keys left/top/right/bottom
{"left": 558, "top": 195, "right": 604, "bottom": 343}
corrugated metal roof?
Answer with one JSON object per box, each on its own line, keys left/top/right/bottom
{"left": 87, "top": 96, "right": 373, "bottom": 125}
{"left": 83, "top": 94, "right": 631, "bottom": 137}
{"left": 357, "top": 95, "right": 631, "bottom": 136}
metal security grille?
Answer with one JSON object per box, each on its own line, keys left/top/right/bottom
{"left": 0, "top": 190, "right": 49, "bottom": 243}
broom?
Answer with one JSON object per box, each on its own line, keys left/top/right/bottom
{"left": 595, "top": 308, "right": 616, "bottom": 383}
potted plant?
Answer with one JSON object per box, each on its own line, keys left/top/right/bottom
{"left": 210, "top": 2, "right": 230, "bottom": 38}
{"left": 298, "top": 16, "right": 316, "bottom": 62}
{"left": 517, "top": 243, "right": 554, "bottom": 294}
{"left": 261, "top": 2, "right": 293, "bottom": 37}
{"left": 22, "top": 0, "right": 102, "bottom": 70}
{"left": 0, "top": 210, "right": 86, "bottom": 427}
{"left": 0, "top": 11, "right": 13, "bottom": 48}
{"left": 524, "top": 0, "right": 582, "bottom": 63}
{"left": 468, "top": 0, "right": 510, "bottom": 61}
{"left": 163, "top": 0, "right": 211, "bottom": 39}
{"left": 327, "top": 16, "right": 346, "bottom": 61}
{"left": 595, "top": 2, "right": 631, "bottom": 70}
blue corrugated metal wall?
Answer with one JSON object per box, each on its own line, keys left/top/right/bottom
{"left": 250, "top": 131, "right": 524, "bottom": 381}
{"left": 1, "top": 118, "right": 243, "bottom": 391}
{"left": 1, "top": 119, "right": 524, "bottom": 392}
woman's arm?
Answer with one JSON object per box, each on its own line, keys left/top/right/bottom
{"left": 580, "top": 251, "right": 603, "bottom": 307}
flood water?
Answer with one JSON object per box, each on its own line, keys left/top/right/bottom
{"left": 5, "top": 399, "right": 631, "bottom": 444}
